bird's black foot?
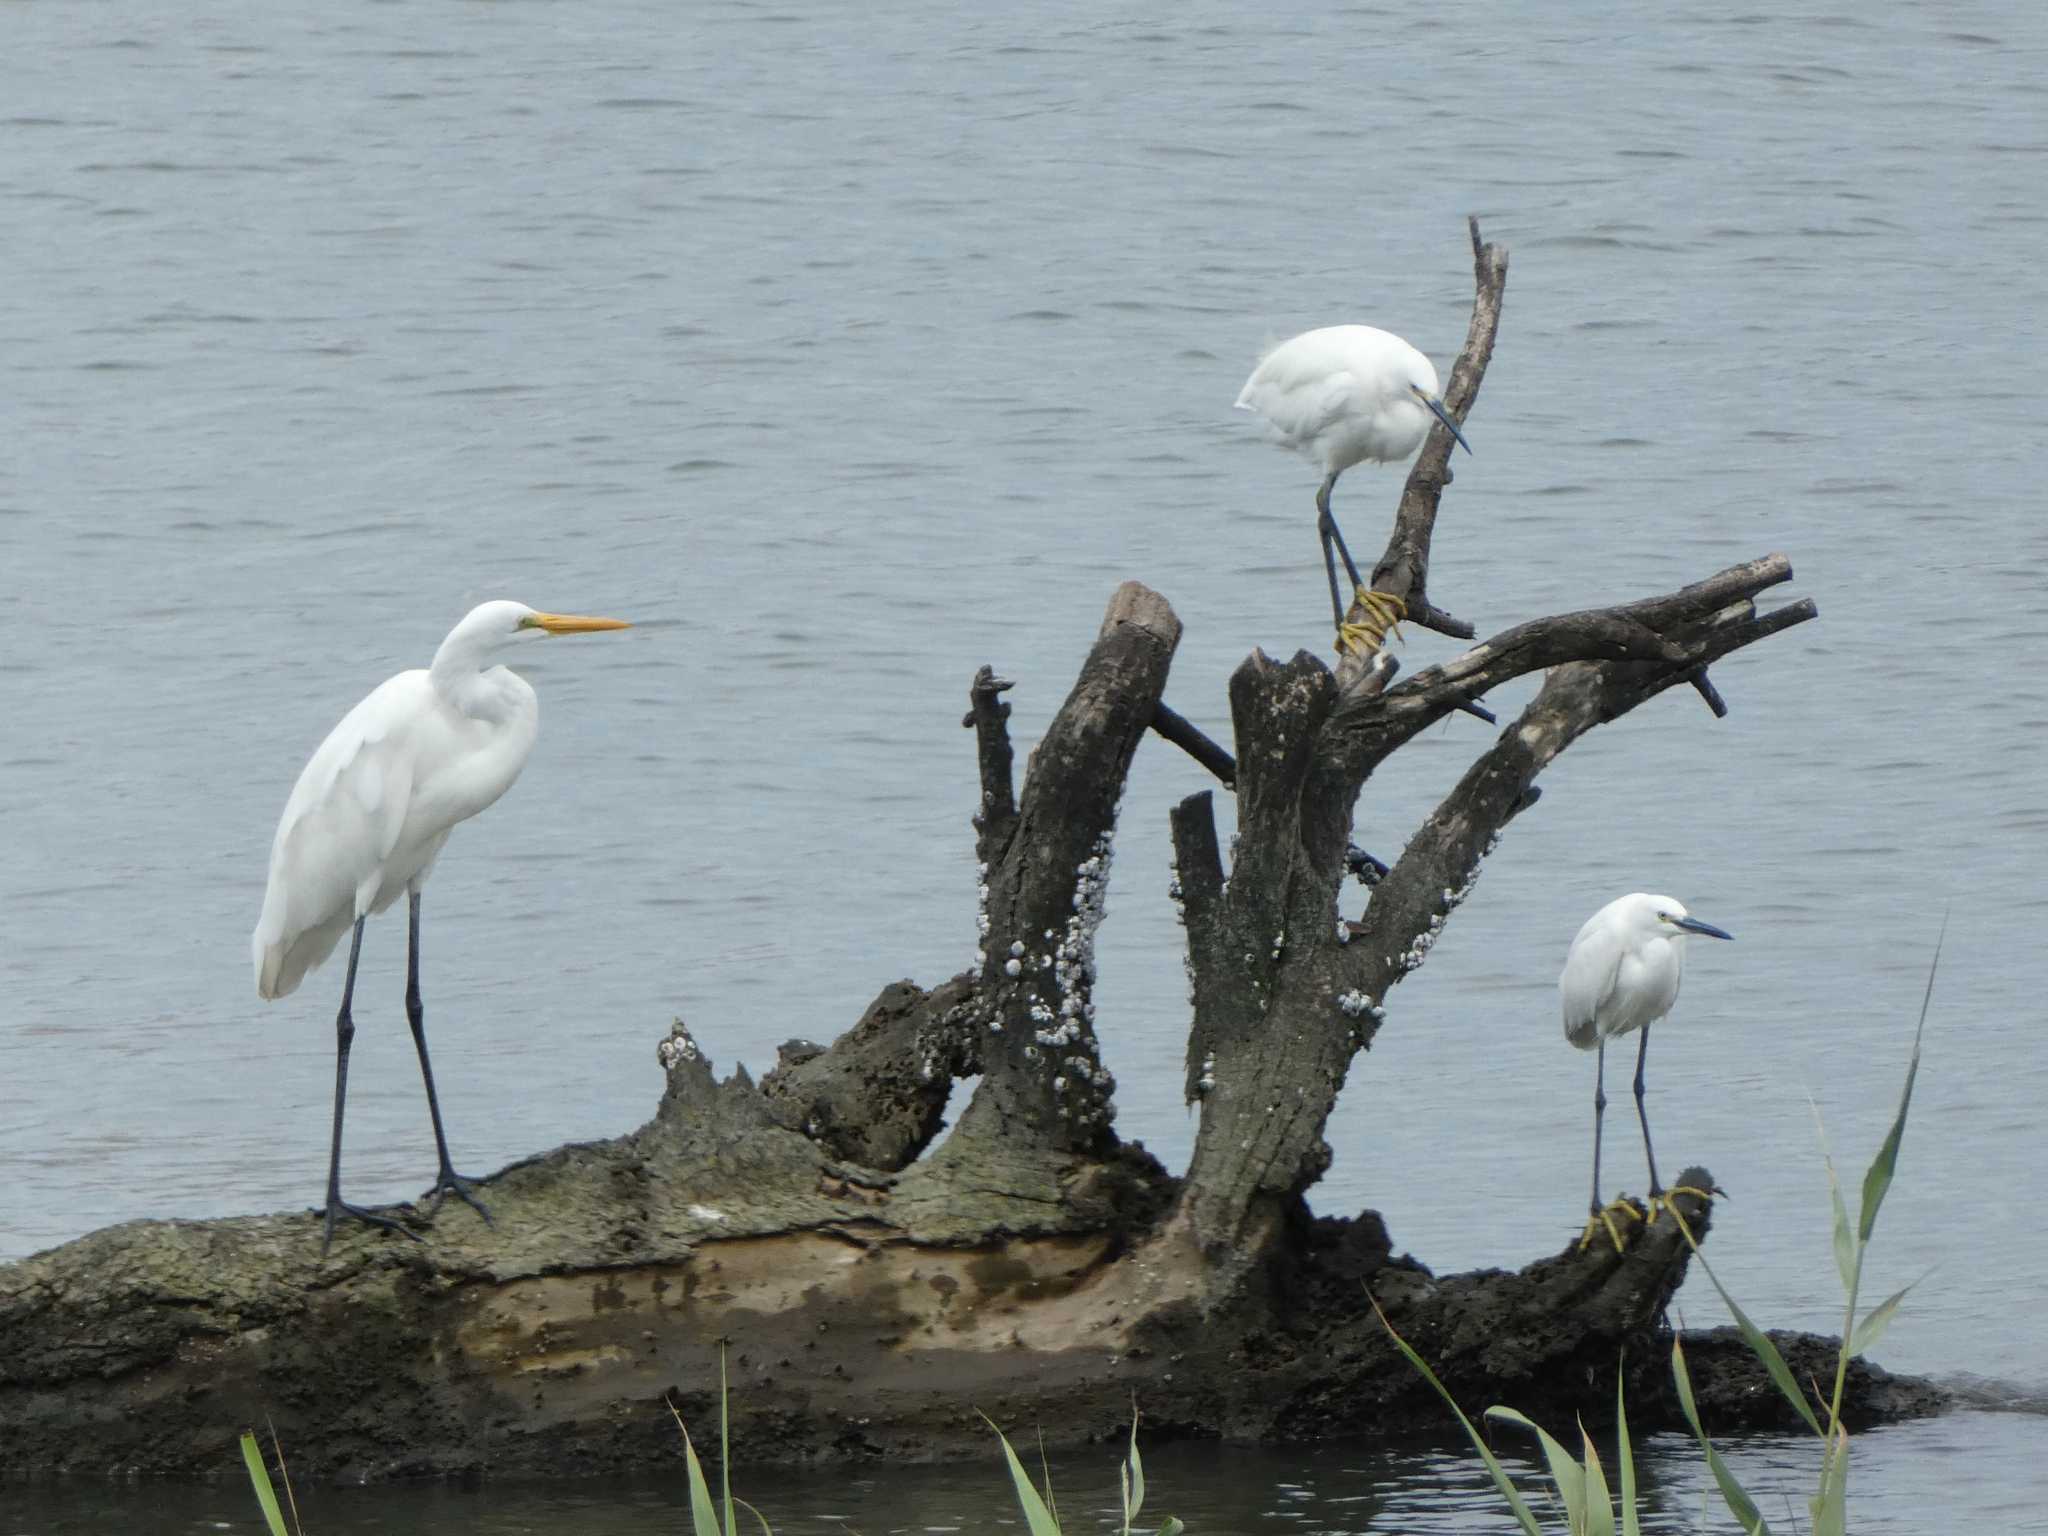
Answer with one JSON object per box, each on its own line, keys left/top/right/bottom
{"left": 321, "top": 1196, "right": 423, "bottom": 1254}
{"left": 423, "top": 1166, "right": 494, "bottom": 1226}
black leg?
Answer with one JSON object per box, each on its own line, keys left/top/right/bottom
{"left": 1315, "top": 473, "right": 1349, "bottom": 628}
{"left": 323, "top": 919, "right": 417, "bottom": 1254}
{"left": 1633, "top": 1024, "right": 1663, "bottom": 1198}
{"left": 1314, "top": 470, "right": 1368, "bottom": 618}
{"left": 406, "top": 890, "right": 493, "bottom": 1226}
{"left": 1590, "top": 1039, "right": 1607, "bottom": 1216}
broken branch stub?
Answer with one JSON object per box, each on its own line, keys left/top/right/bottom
{"left": 947, "top": 582, "right": 1183, "bottom": 1159}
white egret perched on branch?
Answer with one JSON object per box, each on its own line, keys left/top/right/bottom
{"left": 1558, "top": 892, "right": 1733, "bottom": 1251}
{"left": 253, "top": 600, "right": 631, "bottom": 1251}
{"left": 1235, "top": 324, "right": 1472, "bottom": 658}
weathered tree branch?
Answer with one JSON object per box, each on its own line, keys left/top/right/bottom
{"left": 1328, "top": 554, "right": 1804, "bottom": 777}
{"left": 965, "top": 665, "right": 1019, "bottom": 868}
{"left": 942, "top": 583, "right": 1182, "bottom": 1162}
{"left": 758, "top": 975, "right": 979, "bottom": 1170}
{"left": 1151, "top": 702, "right": 1236, "bottom": 785}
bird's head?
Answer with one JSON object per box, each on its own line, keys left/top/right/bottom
{"left": 1639, "top": 893, "right": 1734, "bottom": 943}
{"left": 434, "top": 601, "right": 632, "bottom": 675}
{"left": 1405, "top": 375, "right": 1474, "bottom": 457}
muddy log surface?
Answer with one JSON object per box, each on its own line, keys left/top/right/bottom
{"left": 0, "top": 1022, "right": 1945, "bottom": 1479}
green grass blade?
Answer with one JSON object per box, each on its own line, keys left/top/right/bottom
{"left": 735, "top": 1496, "right": 776, "bottom": 1536}
{"left": 1812, "top": 1427, "right": 1849, "bottom": 1536}
{"left": 1485, "top": 1407, "right": 1587, "bottom": 1530}
{"left": 1580, "top": 1419, "right": 1615, "bottom": 1536}
{"left": 720, "top": 1348, "right": 736, "bottom": 1536}
{"left": 1037, "top": 1430, "right": 1061, "bottom": 1533}
{"left": 238, "top": 1431, "right": 291, "bottom": 1536}
{"left": 1374, "top": 1298, "right": 1546, "bottom": 1536}
{"left": 1858, "top": 920, "right": 1940, "bottom": 1243}
{"left": 1811, "top": 1098, "right": 1858, "bottom": 1296}
{"left": 1671, "top": 1338, "right": 1772, "bottom": 1535}
{"left": 1668, "top": 1209, "right": 1825, "bottom": 1438}
{"left": 1156, "top": 1520, "right": 1185, "bottom": 1536}
{"left": 683, "top": 1428, "right": 722, "bottom": 1536}
{"left": 668, "top": 1396, "right": 723, "bottom": 1536}
{"left": 981, "top": 1414, "right": 1064, "bottom": 1536}
{"left": 1615, "top": 1372, "right": 1641, "bottom": 1536}
{"left": 1849, "top": 1279, "right": 1917, "bottom": 1357}
{"left": 1122, "top": 1405, "right": 1146, "bottom": 1534}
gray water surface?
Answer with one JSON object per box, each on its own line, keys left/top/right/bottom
{"left": 4, "top": 0, "right": 2046, "bottom": 1529}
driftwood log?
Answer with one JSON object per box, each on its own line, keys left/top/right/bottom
{"left": 0, "top": 222, "right": 1943, "bottom": 1480}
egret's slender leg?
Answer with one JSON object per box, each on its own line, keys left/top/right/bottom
{"left": 1316, "top": 473, "right": 1417, "bottom": 660}
{"left": 1591, "top": 1039, "right": 1607, "bottom": 1215}
{"left": 1632, "top": 1024, "right": 1715, "bottom": 1219}
{"left": 1579, "top": 1037, "right": 1645, "bottom": 1253}
{"left": 1316, "top": 473, "right": 1369, "bottom": 594}
{"left": 1315, "top": 472, "right": 1355, "bottom": 629}
{"left": 323, "top": 918, "right": 417, "bottom": 1254}
{"left": 405, "top": 890, "right": 493, "bottom": 1225}
{"left": 1633, "top": 1024, "right": 1662, "bottom": 1199}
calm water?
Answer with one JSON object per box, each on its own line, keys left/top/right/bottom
{"left": 3, "top": 0, "right": 2045, "bottom": 1528}
{"left": 10, "top": 1419, "right": 2047, "bottom": 1535}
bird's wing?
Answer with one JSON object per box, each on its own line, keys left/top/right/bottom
{"left": 1558, "top": 917, "right": 1625, "bottom": 1048}
{"left": 1236, "top": 356, "right": 1362, "bottom": 445}
{"left": 253, "top": 672, "right": 427, "bottom": 997}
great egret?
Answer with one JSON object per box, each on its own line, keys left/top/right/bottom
{"left": 1558, "top": 892, "right": 1733, "bottom": 1250}
{"left": 252, "top": 600, "right": 631, "bottom": 1251}
{"left": 1235, "top": 324, "right": 1472, "bottom": 657}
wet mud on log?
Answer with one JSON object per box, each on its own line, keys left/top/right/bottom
{"left": 0, "top": 1021, "right": 1946, "bottom": 1479}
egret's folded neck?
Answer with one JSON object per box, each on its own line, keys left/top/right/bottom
{"left": 429, "top": 626, "right": 522, "bottom": 718}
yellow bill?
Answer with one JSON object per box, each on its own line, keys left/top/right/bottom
{"left": 526, "top": 612, "right": 632, "bottom": 635}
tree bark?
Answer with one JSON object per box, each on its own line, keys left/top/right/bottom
{"left": 0, "top": 227, "right": 1928, "bottom": 1484}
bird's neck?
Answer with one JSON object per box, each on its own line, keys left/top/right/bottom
{"left": 429, "top": 634, "right": 523, "bottom": 723}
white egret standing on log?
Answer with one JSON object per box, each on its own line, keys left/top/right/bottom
{"left": 1234, "top": 324, "right": 1471, "bottom": 656}
{"left": 1558, "top": 892, "right": 1733, "bottom": 1251}
{"left": 253, "top": 600, "right": 631, "bottom": 1251}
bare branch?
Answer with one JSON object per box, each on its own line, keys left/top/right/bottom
{"left": 759, "top": 976, "right": 979, "bottom": 1170}
{"left": 945, "top": 582, "right": 1182, "bottom": 1159}
{"left": 1327, "top": 554, "right": 1805, "bottom": 775}
{"left": 1169, "top": 790, "right": 1227, "bottom": 1104}
{"left": 1331, "top": 591, "right": 1820, "bottom": 1020}
{"left": 1151, "top": 703, "right": 1235, "bottom": 785}
{"left": 964, "top": 666, "right": 1018, "bottom": 868}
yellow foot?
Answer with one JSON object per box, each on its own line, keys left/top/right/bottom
{"left": 1335, "top": 588, "right": 1408, "bottom": 658}
{"left": 1644, "top": 1183, "right": 1718, "bottom": 1223}
{"left": 1578, "top": 1196, "right": 1649, "bottom": 1254}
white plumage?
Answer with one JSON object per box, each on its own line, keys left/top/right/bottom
{"left": 255, "top": 674, "right": 508, "bottom": 1001}
{"left": 252, "top": 598, "right": 630, "bottom": 1249}
{"left": 1560, "top": 892, "right": 1696, "bottom": 1052}
{"left": 1558, "top": 892, "right": 1733, "bottom": 1236}
{"left": 1235, "top": 324, "right": 1453, "bottom": 479}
